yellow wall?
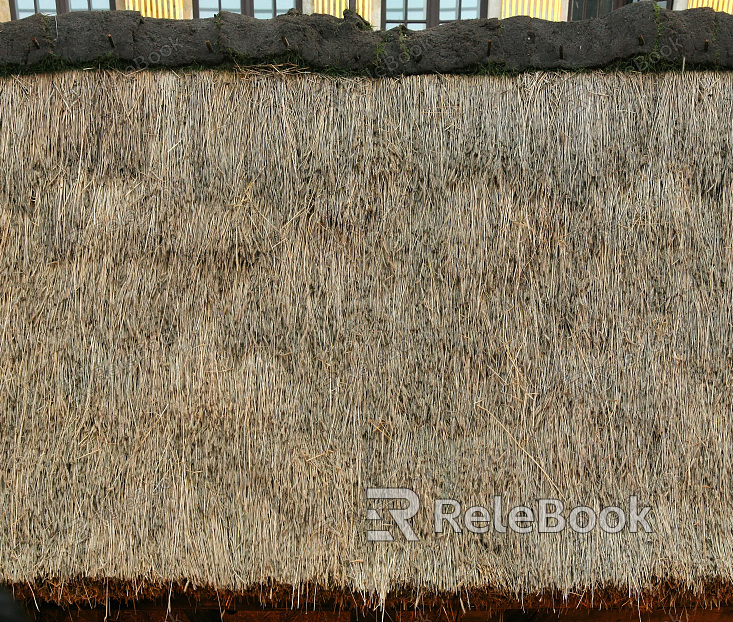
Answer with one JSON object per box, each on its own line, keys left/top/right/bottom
{"left": 0, "top": 0, "right": 10, "bottom": 22}
{"left": 687, "top": 0, "right": 733, "bottom": 9}
{"left": 314, "top": 0, "right": 372, "bottom": 19}
{"left": 125, "top": 0, "right": 184, "bottom": 17}
{"left": 501, "top": 0, "right": 562, "bottom": 19}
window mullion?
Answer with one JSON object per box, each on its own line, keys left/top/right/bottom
{"left": 426, "top": 0, "right": 437, "bottom": 27}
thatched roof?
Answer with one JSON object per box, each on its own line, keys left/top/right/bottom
{"left": 0, "top": 68, "right": 732, "bottom": 611}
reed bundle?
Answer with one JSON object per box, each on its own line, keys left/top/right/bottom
{"left": 0, "top": 70, "right": 731, "bottom": 607}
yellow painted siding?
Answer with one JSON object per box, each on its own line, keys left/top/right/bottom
{"left": 501, "top": 0, "right": 562, "bottom": 20}
{"left": 126, "top": 0, "right": 183, "bottom": 18}
{"left": 687, "top": 0, "right": 733, "bottom": 11}
{"left": 314, "top": 0, "right": 372, "bottom": 18}
{"left": 355, "top": 0, "right": 372, "bottom": 19}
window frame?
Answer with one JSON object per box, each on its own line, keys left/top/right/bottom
{"left": 567, "top": 0, "right": 625, "bottom": 20}
{"left": 381, "top": 0, "right": 487, "bottom": 30}
{"left": 568, "top": 0, "right": 671, "bottom": 20}
{"left": 9, "top": 0, "right": 116, "bottom": 19}
{"left": 192, "top": 0, "right": 302, "bottom": 18}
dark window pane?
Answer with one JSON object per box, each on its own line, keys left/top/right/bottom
{"left": 598, "top": 0, "right": 612, "bottom": 16}
{"left": 570, "top": 0, "right": 583, "bottom": 19}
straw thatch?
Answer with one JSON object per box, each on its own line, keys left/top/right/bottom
{"left": 0, "top": 69, "right": 732, "bottom": 609}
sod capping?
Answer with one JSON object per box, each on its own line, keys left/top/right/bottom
{"left": 1, "top": 2, "right": 733, "bottom": 74}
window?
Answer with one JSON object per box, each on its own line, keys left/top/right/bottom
{"left": 382, "top": 0, "right": 485, "bottom": 29}
{"left": 67, "top": 0, "right": 114, "bottom": 9}
{"left": 253, "top": 0, "right": 296, "bottom": 18}
{"left": 569, "top": 0, "right": 670, "bottom": 20}
{"left": 569, "top": 0, "right": 623, "bottom": 19}
{"left": 9, "top": 0, "right": 114, "bottom": 19}
{"left": 10, "top": 0, "right": 57, "bottom": 19}
{"left": 438, "top": 0, "right": 480, "bottom": 23}
{"left": 195, "top": 0, "right": 243, "bottom": 18}
{"left": 383, "top": 0, "right": 428, "bottom": 29}
{"left": 193, "top": 0, "right": 301, "bottom": 17}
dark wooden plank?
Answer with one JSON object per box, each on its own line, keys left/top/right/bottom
{"left": 29, "top": 606, "right": 733, "bottom": 622}
{"left": 461, "top": 610, "right": 733, "bottom": 622}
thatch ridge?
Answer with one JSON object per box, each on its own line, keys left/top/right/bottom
{"left": 2, "top": 3, "right": 733, "bottom": 76}
{"left": 0, "top": 69, "right": 732, "bottom": 608}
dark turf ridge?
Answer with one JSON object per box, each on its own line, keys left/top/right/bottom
{"left": 0, "top": 4, "right": 731, "bottom": 77}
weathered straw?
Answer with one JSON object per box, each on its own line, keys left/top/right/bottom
{"left": 0, "top": 69, "right": 731, "bottom": 608}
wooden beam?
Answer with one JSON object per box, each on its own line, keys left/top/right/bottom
{"left": 461, "top": 610, "right": 733, "bottom": 622}
{"left": 28, "top": 607, "right": 733, "bottom": 622}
